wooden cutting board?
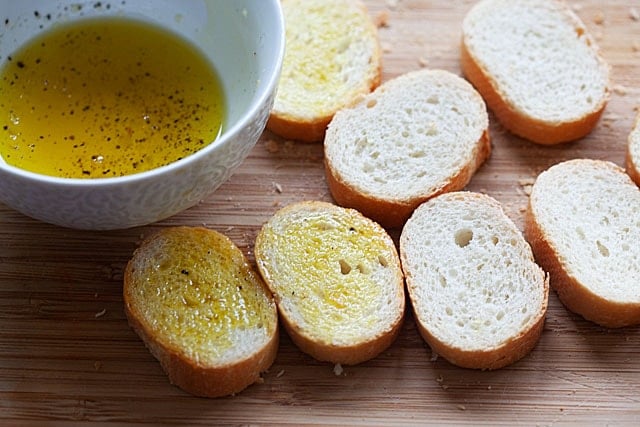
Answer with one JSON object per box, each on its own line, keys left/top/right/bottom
{"left": 2, "top": 1, "right": 640, "bottom": 425}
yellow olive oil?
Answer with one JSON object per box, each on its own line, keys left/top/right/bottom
{"left": 0, "top": 17, "right": 225, "bottom": 178}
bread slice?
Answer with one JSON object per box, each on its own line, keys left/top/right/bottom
{"left": 461, "top": 0, "right": 610, "bottom": 144}
{"left": 400, "top": 192, "right": 548, "bottom": 370}
{"left": 627, "top": 113, "right": 640, "bottom": 186}
{"left": 254, "top": 201, "right": 405, "bottom": 365}
{"left": 525, "top": 159, "right": 640, "bottom": 328}
{"left": 267, "top": 0, "right": 381, "bottom": 142}
{"left": 324, "top": 69, "right": 491, "bottom": 229}
{"left": 123, "top": 226, "right": 278, "bottom": 397}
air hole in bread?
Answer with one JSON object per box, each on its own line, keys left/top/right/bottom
{"left": 576, "top": 227, "right": 586, "bottom": 241}
{"left": 357, "top": 263, "right": 369, "bottom": 274}
{"left": 596, "top": 240, "right": 610, "bottom": 257}
{"left": 445, "top": 306, "right": 453, "bottom": 316}
{"left": 378, "top": 254, "right": 389, "bottom": 268}
{"left": 410, "top": 151, "right": 426, "bottom": 158}
{"left": 622, "top": 243, "right": 630, "bottom": 252}
{"left": 575, "top": 27, "right": 585, "bottom": 38}
{"left": 491, "top": 236, "right": 499, "bottom": 245}
{"left": 454, "top": 228, "right": 473, "bottom": 247}
{"left": 366, "top": 99, "right": 377, "bottom": 109}
{"left": 439, "top": 274, "right": 447, "bottom": 288}
{"left": 427, "top": 94, "right": 439, "bottom": 104}
{"left": 339, "top": 259, "right": 352, "bottom": 274}
{"left": 425, "top": 123, "right": 438, "bottom": 136}
{"left": 456, "top": 319, "right": 465, "bottom": 327}
{"left": 496, "top": 311, "right": 505, "bottom": 321}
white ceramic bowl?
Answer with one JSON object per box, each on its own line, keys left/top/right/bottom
{"left": 0, "top": 0, "right": 284, "bottom": 230}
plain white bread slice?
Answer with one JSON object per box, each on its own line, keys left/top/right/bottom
{"left": 254, "top": 201, "right": 405, "bottom": 365}
{"left": 461, "top": 0, "right": 610, "bottom": 144}
{"left": 324, "top": 69, "right": 491, "bottom": 229}
{"left": 627, "top": 113, "right": 640, "bottom": 186}
{"left": 400, "top": 192, "right": 548, "bottom": 370}
{"left": 525, "top": 159, "right": 640, "bottom": 328}
{"left": 267, "top": 0, "right": 381, "bottom": 142}
{"left": 124, "top": 227, "right": 278, "bottom": 397}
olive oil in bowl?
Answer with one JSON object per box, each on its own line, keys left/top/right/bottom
{"left": 0, "top": 17, "right": 225, "bottom": 178}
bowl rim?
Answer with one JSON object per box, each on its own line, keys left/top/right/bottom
{"left": 0, "top": 0, "right": 285, "bottom": 188}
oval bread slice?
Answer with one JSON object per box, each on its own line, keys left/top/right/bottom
{"left": 400, "top": 192, "right": 548, "bottom": 370}
{"left": 324, "top": 69, "right": 491, "bottom": 229}
{"left": 461, "top": 0, "right": 610, "bottom": 144}
{"left": 124, "top": 227, "right": 278, "bottom": 397}
{"left": 267, "top": 0, "right": 381, "bottom": 142}
{"left": 525, "top": 159, "right": 640, "bottom": 328}
{"left": 627, "top": 113, "right": 640, "bottom": 186}
{"left": 254, "top": 201, "right": 405, "bottom": 365}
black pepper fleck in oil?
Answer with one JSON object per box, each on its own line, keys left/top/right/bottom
{"left": 0, "top": 17, "right": 225, "bottom": 178}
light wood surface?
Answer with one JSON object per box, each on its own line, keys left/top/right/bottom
{"left": 2, "top": 1, "right": 640, "bottom": 425}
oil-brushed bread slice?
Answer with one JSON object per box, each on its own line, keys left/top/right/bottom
{"left": 627, "top": 114, "right": 640, "bottom": 186}
{"left": 525, "top": 159, "right": 640, "bottom": 328}
{"left": 124, "top": 227, "right": 278, "bottom": 397}
{"left": 324, "top": 69, "right": 491, "bottom": 229}
{"left": 267, "top": 0, "right": 381, "bottom": 142}
{"left": 461, "top": 0, "right": 610, "bottom": 144}
{"left": 400, "top": 192, "right": 548, "bottom": 370}
{"left": 254, "top": 201, "right": 405, "bottom": 365}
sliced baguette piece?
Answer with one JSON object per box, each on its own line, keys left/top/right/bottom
{"left": 124, "top": 226, "right": 278, "bottom": 397}
{"left": 267, "top": 0, "right": 381, "bottom": 142}
{"left": 400, "top": 192, "right": 548, "bottom": 370}
{"left": 461, "top": 0, "right": 610, "bottom": 144}
{"left": 627, "top": 113, "right": 640, "bottom": 186}
{"left": 324, "top": 69, "right": 491, "bottom": 229}
{"left": 254, "top": 201, "right": 405, "bottom": 365}
{"left": 525, "top": 159, "right": 640, "bottom": 328}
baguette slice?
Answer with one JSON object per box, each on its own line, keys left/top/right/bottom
{"left": 124, "top": 227, "right": 278, "bottom": 397}
{"left": 324, "top": 69, "right": 491, "bottom": 229}
{"left": 525, "top": 159, "right": 640, "bottom": 328}
{"left": 254, "top": 201, "right": 405, "bottom": 365}
{"left": 400, "top": 192, "right": 548, "bottom": 370}
{"left": 627, "top": 114, "right": 640, "bottom": 186}
{"left": 461, "top": 0, "right": 610, "bottom": 144}
{"left": 267, "top": 0, "right": 381, "bottom": 142}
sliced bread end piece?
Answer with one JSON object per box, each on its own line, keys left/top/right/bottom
{"left": 124, "top": 227, "right": 278, "bottom": 397}
{"left": 525, "top": 159, "right": 640, "bottom": 328}
{"left": 255, "top": 201, "right": 405, "bottom": 365}
{"left": 461, "top": 0, "right": 610, "bottom": 145}
{"left": 267, "top": 0, "right": 381, "bottom": 142}
{"left": 324, "top": 69, "right": 491, "bottom": 229}
{"left": 400, "top": 192, "right": 548, "bottom": 369}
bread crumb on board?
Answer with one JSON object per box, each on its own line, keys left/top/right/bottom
{"left": 630, "top": 7, "right": 640, "bottom": 21}
{"left": 593, "top": 10, "right": 605, "bottom": 25}
{"left": 273, "top": 182, "right": 283, "bottom": 193}
{"left": 333, "top": 363, "right": 344, "bottom": 376}
{"left": 94, "top": 308, "right": 107, "bottom": 318}
{"left": 374, "top": 10, "right": 390, "bottom": 28}
{"left": 276, "top": 369, "right": 285, "bottom": 378}
{"left": 385, "top": 0, "right": 399, "bottom": 9}
{"left": 418, "top": 57, "right": 429, "bottom": 68}
{"left": 518, "top": 178, "right": 535, "bottom": 196}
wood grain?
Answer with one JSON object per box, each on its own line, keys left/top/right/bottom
{"left": 2, "top": 0, "right": 640, "bottom": 425}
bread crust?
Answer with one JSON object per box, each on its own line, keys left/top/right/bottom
{"left": 267, "top": 0, "right": 382, "bottom": 142}
{"left": 524, "top": 200, "right": 640, "bottom": 328}
{"left": 254, "top": 201, "right": 405, "bottom": 365}
{"left": 626, "top": 114, "right": 640, "bottom": 186}
{"left": 460, "top": 40, "right": 607, "bottom": 145}
{"left": 124, "top": 227, "right": 279, "bottom": 397}
{"left": 325, "top": 129, "right": 491, "bottom": 229}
